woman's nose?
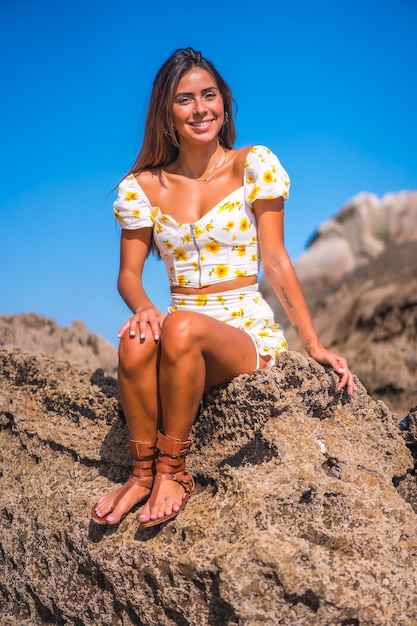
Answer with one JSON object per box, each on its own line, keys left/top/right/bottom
{"left": 193, "top": 97, "right": 207, "bottom": 115}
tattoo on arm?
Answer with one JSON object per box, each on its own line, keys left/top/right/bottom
{"left": 281, "top": 286, "right": 293, "bottom": 308}
{"left": 292, "top": 328, "right": 312, "bottom": 348}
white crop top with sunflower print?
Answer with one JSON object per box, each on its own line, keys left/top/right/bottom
{"left": 113, "top": 145, "right": 290, "bottom": 288}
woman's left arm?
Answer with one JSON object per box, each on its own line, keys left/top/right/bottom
{"left": 254, "top": 197, "right": 356, "bottom": 395}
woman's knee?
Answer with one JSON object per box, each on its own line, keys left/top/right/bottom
{"left": 161, "top": 311, "right": 201, "bottom": 358}
{"left": 118, "top": 332, "right": 157, "bottom": 377}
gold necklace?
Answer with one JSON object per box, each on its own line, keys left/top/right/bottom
{"left": 177, "top": 148, "right": 226, "bottom": 183}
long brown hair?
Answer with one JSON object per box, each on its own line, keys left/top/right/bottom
{"left": 127, "top": 47, "right": 236, "bottom": 175}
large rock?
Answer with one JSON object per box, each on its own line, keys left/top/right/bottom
{"left": 262, "top": 191, "right": 417, "bottom": 417}
{"left": 1, "top": 347, "right": 417, "bottom": 625}
{"left": 0, "top": 312, "right": 118, "bottom": 375}
{"left": 293, "top": 191, "right": 417, "bottom": 289}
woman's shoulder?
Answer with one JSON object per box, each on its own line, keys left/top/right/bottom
{"left": 134, "top": 169, "right": 158, "bottom": 184}
{"left": 114, "top": 171, "right": 155, "bottom": 215}
{"left": 229, "top": 146, "right": 254, "bottom": 175}
{"left": 233, "top": 145, "right": 277, "bottom": 168}
{"left": 228, "top": 145, "right": 276, "bottom": 176}
{"left": 244, "top": 145, "right": 278, "bottom": 161}
{"left": 125, "top": 169, "right": 163, "bottom": 202}
{"left": 130, "top": 169, "right": 157, "bottom": 192}
{"left": 240, "top": 145, "right": 290, "bottom": 202}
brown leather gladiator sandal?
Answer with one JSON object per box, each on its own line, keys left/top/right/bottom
{"left": 140, "top": 431, "right": 195, "bottom": 528}
{"left": 91, "top": 439, "right": 156, "bottom": 525}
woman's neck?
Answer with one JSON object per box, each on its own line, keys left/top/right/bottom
{"left": 175, "top": 141, "right": 225, "bottom": 181}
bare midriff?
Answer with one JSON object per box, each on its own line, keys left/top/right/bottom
{"left": 171, "top": 275, "right": 257, "bottom": 296}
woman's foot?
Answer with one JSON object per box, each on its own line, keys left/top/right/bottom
{"left": 138, "top": 431, "right": 194, "bottom": 528}
{"left": 138, "top": 478, "right": 188, "bottom": 525}
{"left": 91, "top": 439, "right": 156, "bottom": 525}
{"left": 91, "top": 478, "right": 151, "bottom": 525}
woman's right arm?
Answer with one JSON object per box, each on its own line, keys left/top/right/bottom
{"left": 117, "top": 228, "right": 166, "bottom": 341}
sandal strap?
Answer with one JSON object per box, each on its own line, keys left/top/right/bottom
{"left": 121, "top": 474, "right": 153, "bottom": 492}
{"left": 127, "top": 439, "right": 156, "bottom": 460}
{"left": 154, "top": 470, "right": 195, "bottom": 498}
{"left": 170, "top": 470, "right": 194, "bottom": 497}
{"left": 155, "top": 431, "right": 192, "bottom": 473}
{"left": 127, "top": 439, "right": 156, "bottom": 479}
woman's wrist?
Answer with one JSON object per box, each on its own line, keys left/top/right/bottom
{"left": 133, "top": 300, "right": 154, "bottom": 315}
{"left": 293, "top": 326, "right": 322, "bottom": 356}
{"left": 304, "top": 340, "right": 325, "bottom": 358}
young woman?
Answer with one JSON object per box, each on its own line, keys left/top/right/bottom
{"left": 91, "top": 47, "right": 356, "bottom": 529}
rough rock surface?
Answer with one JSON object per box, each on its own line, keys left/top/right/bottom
{"left": 262, "top": 191, "right": 417, "bottom": 417}
{"left": 0, "top": 312, "right": 118, "bottom": 375}
{"left": 1, "top": 347, "right": 417, "bottom": 626}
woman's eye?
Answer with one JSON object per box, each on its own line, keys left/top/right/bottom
{"left": 204, "top": 92, "right": 216, "bottom": 100}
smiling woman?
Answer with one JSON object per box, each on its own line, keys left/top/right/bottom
{"left": 91, "top": 46, "right": 356, "bottom": 531}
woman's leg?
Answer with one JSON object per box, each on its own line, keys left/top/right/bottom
{"left": 139, "top": 311, "right": 266, "bottom": 524}
{"left": 92, "top": 332, "right": 160, "bottom": 524}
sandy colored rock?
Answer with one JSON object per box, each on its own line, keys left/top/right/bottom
{"left": 0, "top": 312, "right": 118, "bottom": 375}
{"left": 1, "top": 347, "right": 417, "bottom": 625}
{"left": 262, "top": 191, "right": 417, "bottom": 417}
{"left": 294, "top": 190, "right": 417, "bottom": 287}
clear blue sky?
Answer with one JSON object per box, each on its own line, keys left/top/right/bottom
{"left": 1, "top": 0, "right": 416, "bottom": 347}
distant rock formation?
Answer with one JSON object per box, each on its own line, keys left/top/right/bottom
{"left": 294, "top": 191, "right": 417, "bottom": 288}
{"left": 1, "top": 347, "right": 416, "bottom": 625}
{"left": 262, "top": 191, "right": 417, "bottom": 417}
{"left": 0, "top": 312, "right": 118, "bottom": 375}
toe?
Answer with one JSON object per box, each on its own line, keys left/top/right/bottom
{"left": 104, "top": 512, "right": 121, "bottom": 525}
{"left": 138, "top": 502, "right": 151, "bottom": 523}
{"left": 103, "top": 501, "right": 125, "bottom": 524}
{"left": 94, "top": 505, "right": 107, "bottom": 519}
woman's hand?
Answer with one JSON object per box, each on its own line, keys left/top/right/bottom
{"left": 118, "top": 306, "right": 166, "bottom": 342}
{"left": 306, "top": 345, "right": 357, "bottom": 396}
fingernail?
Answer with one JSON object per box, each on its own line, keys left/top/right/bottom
{"left": 130, "top": 330, "right": 135, "bottom": 337}
{"left": 154, "top": 334, "right": 159, "bottom": 341}
{"left": 140, "top": 333, "right": 146, "bottom": 339}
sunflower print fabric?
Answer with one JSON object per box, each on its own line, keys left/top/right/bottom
{"left": 113, "top": 145, "right": 290, "bottom": 289}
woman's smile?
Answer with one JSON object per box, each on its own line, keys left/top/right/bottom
{"left": 188, "top": 119, "right": 215, "bottom": 130}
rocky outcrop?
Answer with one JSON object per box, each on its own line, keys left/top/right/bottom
{"left": 1, "top": 347, "right": 417, "bottom": 626}
{"left": 0, "top": 313, "right": 118, "bottom": 375}
{"left": 293, "top": 191, "right": 417, "bottom": 289}
{"left": 262, "top": 191, "right": 417, "bottom": 417}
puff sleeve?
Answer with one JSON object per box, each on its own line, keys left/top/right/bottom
{"left": 113, "top": 174, "right": 155, "bottom": 230}
{"left": 244, "top": 145, "right": 290, "bottom": 206}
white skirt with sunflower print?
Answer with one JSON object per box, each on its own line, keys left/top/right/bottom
{"left": 168, "top": 284, "right": 288, "bottom": 367}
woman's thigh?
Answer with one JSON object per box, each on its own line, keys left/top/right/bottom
{"left": 161, "top": 311, "right": 267, "bottom": 390}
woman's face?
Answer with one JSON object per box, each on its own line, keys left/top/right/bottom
{"left": 172, "top": 68, "right": 224, "bottom": 145}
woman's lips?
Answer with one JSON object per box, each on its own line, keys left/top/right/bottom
{"left": 188, "top": 120, "right": 214, "bottom": 131}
